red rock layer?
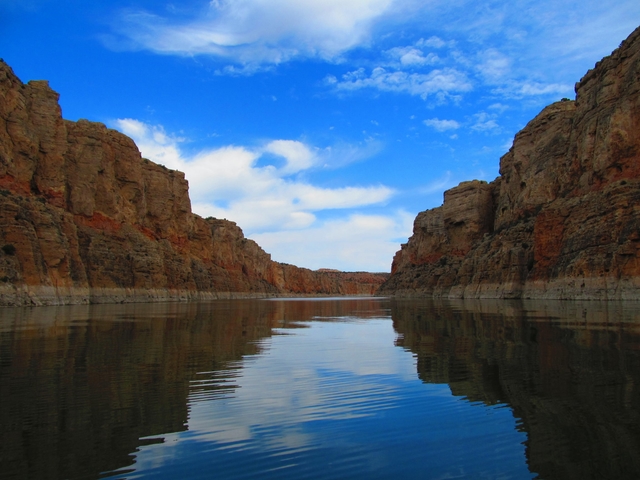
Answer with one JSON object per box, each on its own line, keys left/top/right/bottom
{"left": 379, "top": 26, "right": 640, "bottom": 300}
{"left": 0, "top": 62, "right": 386, "bottom": 305}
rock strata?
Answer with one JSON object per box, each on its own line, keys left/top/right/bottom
{"left": 379, "top": 26, "right": 640, "bottom": 299}
{"left": 0, "top": 62, "right": 386, "bottom": 306}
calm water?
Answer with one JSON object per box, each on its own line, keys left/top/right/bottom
{"left": 1, "top": 298, "right": 640, "bottom": 480}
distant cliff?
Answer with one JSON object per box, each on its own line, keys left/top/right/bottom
{"left": 379, "top": 26, "right": 640, "bottom": 300}
{"left": 0, "top": 62, "right": 386, "bottom": 306}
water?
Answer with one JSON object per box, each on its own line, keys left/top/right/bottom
{"left": 1, "top": 297, "right": 639, "bottom": 479}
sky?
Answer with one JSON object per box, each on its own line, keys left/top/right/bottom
{"left": 1, "top": 1, "right": 639, "bottom": 272}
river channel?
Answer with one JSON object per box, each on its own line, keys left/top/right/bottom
{"left": 1, "top": 297, "right": 639, "bottom": 479}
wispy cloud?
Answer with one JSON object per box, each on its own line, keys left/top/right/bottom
{"left": 107, "top": 0, "right": 398, "bottom": 67}
{"left": 416, "top": 36, "right": 451, "bottom": 49}
{"left": 418, "top": 171, "right": 454, "bottom": 195}
{"left": 384, "top": 46, "right": 440, "bottom": 67}
{"left": 327, "top": 67, "right": 472, "bottom": 100}
{"left": 422, "top": 113, "right": 500, "bottom": 134}
{"left": 475, "top": 48, "right": 511, "bottom": 82}
{"left": 322, "top": 28, "right": 575, "bottom": 103}
{"left": 424, "top": 0, "right": 640, "bottom": 96}
{"left": 105, "top": 0, "right": 640, "bottom": 101}
{"left": 470, "top": 112, "right": 500, "bottom": 132}
{"left": 423, "top": 118, "right": 460, "bottom": 132}
{"left": 323, "top": 1, "right": 638, "bottom": 102}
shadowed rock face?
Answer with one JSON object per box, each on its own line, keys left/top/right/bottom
{"left": 380, "top": 26, "right": 640, "bottom": 299}
{"left": 0, "top": 63, "right": 387, "bottom": 305}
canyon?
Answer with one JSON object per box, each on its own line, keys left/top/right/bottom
{"left": 379, "top": 26, "right": 640, "bottom": 300}
{"left": 0, "top": 61, "right": 385, "bottom": 306}
{"left": 3, "top": 25, "right": 640, "bottom": 305}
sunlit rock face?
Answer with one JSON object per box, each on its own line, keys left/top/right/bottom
{"left": 380, "top": 26, "right": 640, "bottom": 300}
{"left": 0, "top": 63, "right": 387, "bottom": 306}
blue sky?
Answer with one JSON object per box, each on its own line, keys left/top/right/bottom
{"left": 2, "top": 1, "right": 639, "bottom": 272}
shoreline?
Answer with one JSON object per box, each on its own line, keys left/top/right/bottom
{"left": 386, "top": 276, "right": 640, "bottom": 301}
{"left": 0, "top": 284, "right": 383, "bottom": 307}
{"left": 3, "top": 280, "right": 640, "bottom": 307}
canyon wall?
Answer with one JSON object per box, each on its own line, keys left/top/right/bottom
{"left": 379, "top": 26, "right": 640, "bottom": 300}
{"left": 0, "top": 62, "right": 386, "bottom": 306}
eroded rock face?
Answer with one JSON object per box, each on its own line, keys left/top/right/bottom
{"left": 0, "top": 63, "right": 386, "bottom": 305}
{"left": 380, "top": 26, "right": 640, "bottom": 299}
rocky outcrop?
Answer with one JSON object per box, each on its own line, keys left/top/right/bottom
{"left": 0, "top": 62, "right": 386, "bottom": 306}
{"left": 379, "top": 26, "right": 640, "bottom": 300}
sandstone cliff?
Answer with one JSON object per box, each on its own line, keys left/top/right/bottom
{"left": 379, "top": 26, "right": 640, "bottom": 300}
{"left": 0, "top": 62, "right": 386, "bottom": 306}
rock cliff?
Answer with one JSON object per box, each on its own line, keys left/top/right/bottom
{"left": 0, "top": 62, "right": 386, "bottom": 306}
{"left": 379, "top": 26, "right": 640, "bottom": 300}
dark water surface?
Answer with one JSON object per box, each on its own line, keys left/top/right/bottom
{"left": 1, "top": 298, "right": 640, "bottom": 479}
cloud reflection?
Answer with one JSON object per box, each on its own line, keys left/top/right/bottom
{"left": 124, "top": 315, "right": 527, "bottom": 480}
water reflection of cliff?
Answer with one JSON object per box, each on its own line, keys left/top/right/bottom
{"left": 392, "top": 299, "right": 640, "bottom": 480}
{"left": 0, "top": 298, "right": 386, "bottom": 480}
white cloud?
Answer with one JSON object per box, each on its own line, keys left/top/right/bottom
{"left": 332, "top": 66, "right": 472, "bottom": 100}
{"left": 423, "top": 118, "right": 460, "bottom": 132}
{"left": 323, "top": 36, "right": 475, "bottom": 102}
{"left": 488, "top": 103, "right": 509, "bottom": 113}
{"left": 416, "top": 36, "right": 449, "bottom": 49}
{"left": 476, "top": 48, "right": 511, "bottom": 82}
{"left": 252, "top": 212, "right": 414, "bottom": 271}
{"left": 471, "top": 112, "right": 500, "bottom": 132}
{"left": 490, "top": 81, "right": 573, "bottom": 99}
{"left": 111, "top": 0, "right": 398, "bottom": 66}
{"left": 316, "top": 140, "right": 385, "bottom": 169}
{"left": 418, "top": 0, "right": 640, "bottom": 100}
{"left": 263, "top": 140, "right": 316, "bottom": 175}
{"left": 321, "top": 0, "right": 638, "bottom": 104}
{"left": 115, "top": 119, "right": 185, "bottom": 169}
{"left": 105, "top": 0, "right": 639, "bottom": 112}
{"left": 113, "top": 118, "right": 402, "bottom": 270}
{"left": 192, "top": 182, "right": 395, "bottom": 233}
{"left": 385, "top": 46, "right": 439, "bottom": 67}
{"left": 516, "top": 82, "right": 573, "bottom": 96}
